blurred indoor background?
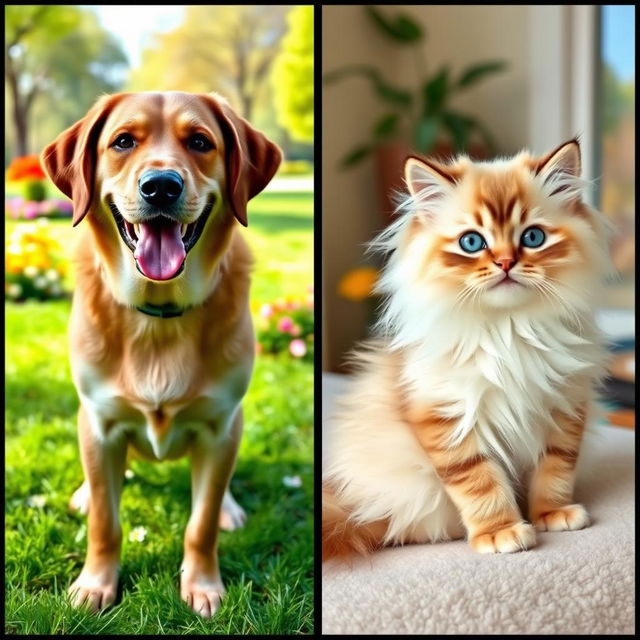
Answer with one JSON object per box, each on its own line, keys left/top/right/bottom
{"left": 322, "top": 5, "right": 635, "bottom": 394}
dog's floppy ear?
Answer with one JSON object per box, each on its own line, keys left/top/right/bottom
{"left": 204, "top": 94, "right": 282, "bottom": 226}
{"left": 40, "top": 94, "right": 124, "bottom": 227}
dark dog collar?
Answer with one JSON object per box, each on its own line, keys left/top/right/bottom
{"left": 135, "top": 302, "right": 191, "bottom": 318}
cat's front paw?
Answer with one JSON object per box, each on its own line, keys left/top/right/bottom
{"left": 469, "top": 521, "right": 536, "bottom": 554}
{"left": 533, "top": 504, "right": 590, "bottom": 532}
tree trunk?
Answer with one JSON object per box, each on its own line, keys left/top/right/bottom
{"left": 5, "top": 64, "right": 28, "bottom": 157}
{"left": 14, "top": 106, "right": 28, "bottom": 157}
{"left": 240, "top": 91, "right": 253, "bottom": 122}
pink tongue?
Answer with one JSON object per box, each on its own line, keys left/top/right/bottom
{"left": 133, "top": 220, "right": 185, "bottom": 280}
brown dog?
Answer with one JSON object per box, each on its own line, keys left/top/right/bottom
{"left": 41, "top": 92, "right": 281, "bottom": 617}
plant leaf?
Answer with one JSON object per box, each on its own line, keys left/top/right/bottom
{"left": 441, "top": 111, "right": 472, "bottom": 152}
{"left": 423, "top": 67, "right": 449, "bottom": 115}
{"left": 324, "top": 65, "right": 412, "bottom": 108}
{"left": 365, "top": 6, "right": 424, "bottom": 43}
{"left": 373, "top": 113, "right": 399, "bottom": 138}
{"left": 414, "top": 116, "right": 441, "bottom": 154}
{"left": 323, "top": 65, "right": 376, "bottom": 85}
{"left": 341, "top": 144, "right": 373, "bottom": 168}
{"left": 457, "top": 61, "right": 507, "bottom": 88}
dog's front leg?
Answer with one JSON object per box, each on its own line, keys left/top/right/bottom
{"left": 181, "top": 408, "right": 243, "bottom": 618}
{"left": 69, "top": 404, "right": 127, "bottom": 612}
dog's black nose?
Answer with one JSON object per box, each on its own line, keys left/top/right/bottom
{"left": 138, "top": 170, "right": 184, "bottom": 207}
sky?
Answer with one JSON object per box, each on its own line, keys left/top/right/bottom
{"left": 602, "top": 5, "right": 635, "bottom": 82}
{"left": 81, "top": 5, "right": 186, "bottom": 68}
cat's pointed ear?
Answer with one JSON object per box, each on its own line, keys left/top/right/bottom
{"left": 404, "top": 156, "right": 458, "bottom": 199}
{"left": 535, "top": 138, "right": 582, "bottom": 183}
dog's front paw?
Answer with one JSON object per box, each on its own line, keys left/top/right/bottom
{"left": 69, "top": 565, "right": 118, "bottom": 613}
{"left": 469, "top": 521, "right": 536, "bottom": 554}
{"left": 534, "top": 504, "right": 590, "bottom": 532}
{"left": 181, "top": 574, "right": 226, "bottom": 618}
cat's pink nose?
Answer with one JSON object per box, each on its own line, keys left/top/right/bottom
{"left": 494, "top": 256, "right": 516, "bottom": 272}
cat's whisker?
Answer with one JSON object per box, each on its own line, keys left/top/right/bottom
{"left": 537, "top": 280, "right": 585, "bottom": 330}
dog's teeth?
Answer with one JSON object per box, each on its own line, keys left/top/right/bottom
{"left": 181, "top": 224, "right": 188, "bottom": 237}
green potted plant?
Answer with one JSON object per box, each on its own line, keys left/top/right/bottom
{"left": 324, "top": 6, "right": 508, "bottom": 220}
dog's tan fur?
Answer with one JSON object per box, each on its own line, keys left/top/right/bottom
{"left": 41, "top": 91, "right": 281, "bottom": 617}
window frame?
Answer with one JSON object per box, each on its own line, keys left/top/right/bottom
{"left": 527, "top": 5, "right": 599, "bottom": 205}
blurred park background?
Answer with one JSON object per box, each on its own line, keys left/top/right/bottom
{"left": 323, "top": 5, "right": 635, "bottom": 380}
{"left": 6, "top": 5, "right": 313, "bottom": 635}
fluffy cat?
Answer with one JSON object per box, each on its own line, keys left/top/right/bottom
{"left": 323, "top": 139, "right": 611, "bottom": 559}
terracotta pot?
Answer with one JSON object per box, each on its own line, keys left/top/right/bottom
{"left": 374, "top": 140, "right": 487, "bottom": 227}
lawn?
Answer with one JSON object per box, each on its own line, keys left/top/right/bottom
{"left": 5, "top": 186, "right": 314, "bottom": 634}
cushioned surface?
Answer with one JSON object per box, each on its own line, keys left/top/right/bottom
{"left": 322, "top": 374, "right": 636, "bottom": 635}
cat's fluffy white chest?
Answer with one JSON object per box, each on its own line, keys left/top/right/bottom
{"left": 403, "top": 315, "right": 602, "bottom": 472}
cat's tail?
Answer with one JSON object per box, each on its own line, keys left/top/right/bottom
{"left": 322, "top": 483, "right": 388, "bottom": 561}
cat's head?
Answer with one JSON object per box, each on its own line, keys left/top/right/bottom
{"left": 376, "top": 139, "right": 610, "bottom": 319}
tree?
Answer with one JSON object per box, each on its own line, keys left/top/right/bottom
{"left": 602, "top": 62, "right": 634, "bottom": 135}
{"left": 128, "top": 6, "right": 289, "bottom": 122}
{"left": 270, "top": 6, "right": 314, "bottom": 143}
{"left": 5, "top": 5, "right": 127, "bottom": 158}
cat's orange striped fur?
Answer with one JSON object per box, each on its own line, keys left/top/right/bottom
{"left": 323, "top": 139, "right": 610, "bottom": 559}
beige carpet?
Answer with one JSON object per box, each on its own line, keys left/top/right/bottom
{"left": 322, "top": 374, "right": 636, "bottom": 635}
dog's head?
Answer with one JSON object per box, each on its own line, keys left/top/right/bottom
{"left": 41, "top": 92, "right": 281, "bottom": 308}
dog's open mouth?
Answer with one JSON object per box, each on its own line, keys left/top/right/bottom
{"left": 109, "top": 201, "right": 213, "bottom": 281}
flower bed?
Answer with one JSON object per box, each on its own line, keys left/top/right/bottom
{"left": 5, "top": 196, "right": 73, "bottom": 220}
{"left": 5, "top": 220, "right": 68, "bottom": 301}
{"left": 256, "top": 288, "right": 314, "bottom": 361}
{"left": 6, "top": 154, "right": 50, "bottom": 203}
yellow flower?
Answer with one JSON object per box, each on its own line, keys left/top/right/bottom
{"left": 6, "top": 256, "right": 24, "bottom": 273}
{"left": 338, "top": 267, "right": 379, "bottom": 301}
{"left": 23, "top": 265, "right": 39, "bottom": 278}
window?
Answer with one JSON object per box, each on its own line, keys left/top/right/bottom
{"left": 596, "top": 5, "right": 635, "bottom": 309}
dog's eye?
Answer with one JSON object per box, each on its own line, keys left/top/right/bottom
{"left": 188, "top": 133, "right": 214, "bottom": 153}
{"left": 112, "top": 133, "right": 136, "bottom": 151}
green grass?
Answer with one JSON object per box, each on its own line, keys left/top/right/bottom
{"left": 5, "top": 189, "right": 314, "bottom": 634}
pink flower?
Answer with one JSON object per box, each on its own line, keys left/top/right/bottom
{"left": 260, "top": 303, "right": 274, "bottom": 318}
{"left": 278, "top": 316, "right": 294, "bottom": 332}
{"left": 290, "top": 324, "right": 302, "bottom": 336}
{"left": 24, "top": 201, "right": 39, "bottom": 219}
{"left": 6, "top": 196, "right": 24, "bottom": 216}
{"left": 56, "top": 199, "right": 73, "bottom": 214}
{"left": 289, "top": 339, "right": 307, "bottom": 357}
{"left": 38, "top": 200, "right": 54, "bottom": 215}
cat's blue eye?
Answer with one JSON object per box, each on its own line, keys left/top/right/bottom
{"left": 521, "top": 226, "right": 546, "bottom": 248}
{"left": 459, "top": 231, "right": 487, "bottom": 253}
